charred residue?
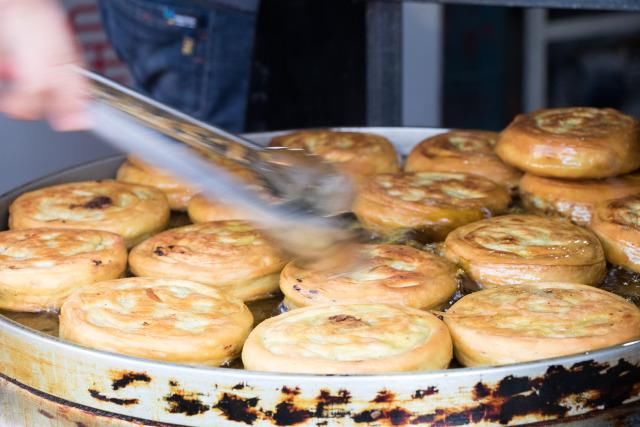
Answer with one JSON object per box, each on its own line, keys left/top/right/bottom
{"left": 314, "top": 389, "right": 352, "bottom": 418}
{"left": 232, "top": 383, "right": 246, "bottom": 390}
{"left": 72, "top": 357, "right": 637, "bottom": 425}
{"left": 164, "top": 382, "right": 209, "bottom": 416}
{"left": 88, "top": 389, "right": 139, "bottom": 406}
{"left": 472, "top": 382, "right": 491, "bottom": 400}
{"left": 372, "top": 390, "right": 395, "bottom": 403}
{"left": 281, "top": 386, "right": 301, "bottom": 396}
{"left": 317, "top": 389, "right": 351, "bottom": 405}
{"left": 111, "top": 371, "right": 151, "bottom": 391}
{"left": 271, "top": 401, "right": 312, "bottom": 426}
{"left": 353, "top": 408, "right": 412, "bottom": 425}
{"left": 71, "top": 196, "right": 112, "bottom": 210}
{"left": 412, "top": 387, "right": 438, "bottom": 399}
{"left": 406, "top": 358, "right": 640, "bottom": 425}
{"left": 214, "top": 393, "right": 259, "bottom": 424}
{"left": 153, "top": 246, "right": 167, "bottom": 256}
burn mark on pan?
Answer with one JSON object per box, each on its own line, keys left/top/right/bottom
{"left": 111, "top": 371, "right": 151, "bottom": 391}
{"left": 472, "top": 382, "right": 491, "bottom": 400}
{"left": 280, "top": 386, "right": 301, "bottom": 396}
{"left": 1, "top": 372, "right": 182, "bottom": 426}
{"left": 77, "top": 358, "right": 640, "bottom": 425}
{"left": 164, "top": 381, "right": 209, "bottom": 416}
{"left": 412, "top": 387, "right": 438, "bottom": 399}
{"left": 232, "top": 383, "right": 246, "bottom": 390}
{"left": 214, "top": 393, "right": 259, "bottom": 424}
{"left": 317, "top": 389, "right": 351, "bottom": 405}
{"left": 165, "top": 393, "right": 209, "bottom": 416}
{"left": 271, "top": 401, "right": 312, "bottom": 425}
{"left": 372, "top": 390, "right": 395, "bottom": 403}
{"left": 314, "top": 389, "right": 352, "bottom": 418}
{"left": 409, "top": 358, "right": 640, "bottom": 425}
{"left": 353, "top": 408, "right": 412, "bottom": 425}
{"left": 88, "top": 389, "right": 139, "bottom": 406}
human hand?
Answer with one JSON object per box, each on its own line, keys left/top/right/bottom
{"left": 0, "top": 0, "right": 91, "bottom": 131}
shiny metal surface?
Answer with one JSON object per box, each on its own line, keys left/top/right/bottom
{"left": 1, "top": 128, "right": 640, "bottom": 426}
{"left": 86, "top": 71, "right": 354, "bottom": 259}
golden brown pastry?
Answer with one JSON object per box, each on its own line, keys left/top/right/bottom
{"left": 116, "top": 156, "right": 196, "bottom": 211}
{"left": 496, "top": 107, "right": 640, "bottom": 179}
{"left": 0, "top": 229, "right": 126, "bottom": 312}
{"left": 242, "top": 303, "right": 452, "bottom": 374}
{"left": 591, "top": 194, "right": 640, "bottom": 272}
{"left": 444, "top": 282, "right": 640, "bottom": 366}
{"left": 128, "top": 221, "right": 288, "bottom": 301}
{"left": 520, "top": 172, "right": 640, "bottom": 226}
{"left": 187, "top": 183, "right": 272, "bottom": 224}
{"left": 9, "top": 180, "right": 169, "bottom": 248}
{"left": 269, "top": 130, "right": 400, "bottom": 183}
{"left": 444, "top": 215, "right": 606, "bottom": 288}
{"left": 280, "top": 244, "right": 458, "bottom": 310}
{"left": 405, "top": 130, "right": 522, "bottom": 193}
{"left": 352, "top": 172, "right": 510, "bottom": 241}
{"left": 118, "top": 154, "right": 257, "bottom": 212}
{"left": 187, "top": 193, "right": 246, "bottom": 223}
{"left": 59, "top": 277, "right": 253, "bottom": 365}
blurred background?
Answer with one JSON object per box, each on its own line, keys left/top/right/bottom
{"left": 2, "top": 0, "right": 640, "bottom": 192}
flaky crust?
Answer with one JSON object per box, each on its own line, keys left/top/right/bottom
{"left": 9, "top": 180, "right": 170, "bottom": 248}
{"left": 117, "top": 158, "right": 196, "bottom": 211}
{"left": 444, "top": 282, "right": 640, "bottom": 366}
{"left": 444, "top": 215, "right": 606, "bottom": 288}
{"left": 280, "top": 244, "right": 457, "bottom": 310}
{"left": 120, "top": 154, "right": 257, "bottom": 211}
{"left": 496, "top": 107, "right": 640, "bottom": 179}
{"left": 59, "top": 277, "right": 253, "bottom": 365}
{"left": 187, "top": 193, "right": 249, "bottom": 223}
{"left": 187, "top": 184, "right": 273, "bottom": 223}
{"left": 129, "top": 221, "right": 288, "bottom": 301}
{"left": 405, "top": 130, "right": 521, "bottom": 193}
{"left": 0, "top": 229, "right": 126, "bottom": 311}
{"left": 352, "top": 172, "right": 510, "bottom": 240}
{"left": 270, "top": 130, "right": 400, "bottom": 183}
{"left": 591, "top": 195, "right": 640, "bottom": 272}
{"left": 520, "top": 173, "right": 640, "bottom": 226}
{"left": 242, "top": 303, "right": 452, "bottom": 374}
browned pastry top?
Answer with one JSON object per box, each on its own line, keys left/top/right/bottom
{"left": 270, "top": 130, "right": 399, "bottom": 180}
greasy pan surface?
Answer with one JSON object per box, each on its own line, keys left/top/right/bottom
{"left": 1, "top": 128, "right": 640, "bottom": 426}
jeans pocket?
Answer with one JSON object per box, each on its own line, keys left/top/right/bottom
{"left": 99, "top": 0, "right": 209, "bottom": 114}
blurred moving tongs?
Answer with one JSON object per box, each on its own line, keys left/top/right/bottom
{"left": 80, "top": 68, "right": 355, "bottom": 259}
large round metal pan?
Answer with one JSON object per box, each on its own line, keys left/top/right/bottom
{"left": 1, "top": 128, "right": 640, "bottom": 426}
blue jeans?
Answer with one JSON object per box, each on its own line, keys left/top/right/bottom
{"left": 98, "top": 0, "right": 258, "bottom": 131}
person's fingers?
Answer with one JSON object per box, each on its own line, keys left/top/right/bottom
{"left": 47, "top": 70, "right": 93, "bottom": 131}
{"left": 0, "top": 0, "right": 90, "bottom": 130}
{"left": 0, "top": 91, "right": 45, "bottom": 120}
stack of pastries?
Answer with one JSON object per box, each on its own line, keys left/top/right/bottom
{"left": 3, "top": 118, "right": 640, "bottom": 373}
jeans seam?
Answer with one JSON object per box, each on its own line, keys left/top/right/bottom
{"left": 194, "top": 8, "right": 216, "bottom": 117}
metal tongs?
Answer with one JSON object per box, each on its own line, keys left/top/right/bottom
{"left": 81, "top": 69, "right": 355, "bottom": 259}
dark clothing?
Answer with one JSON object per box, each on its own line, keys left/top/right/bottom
{"left": 98, "top": 0, "right": 258, "bottom": 131}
